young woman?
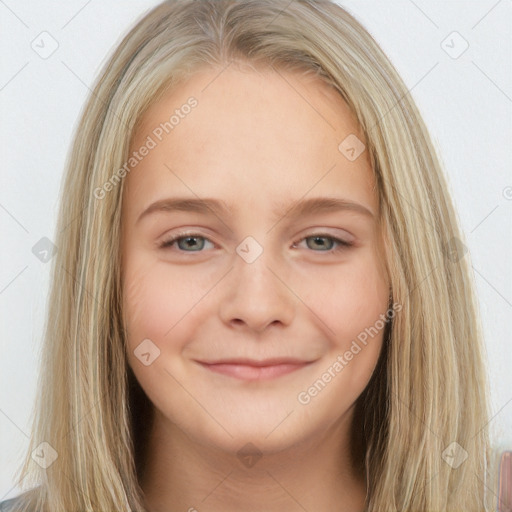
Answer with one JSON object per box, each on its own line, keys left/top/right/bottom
{"left": 1, "top": 1, "right": 496, "bottom": 510}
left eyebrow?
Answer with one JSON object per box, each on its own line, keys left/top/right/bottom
{"left": 274, "top": 196, "right": 375, "bottom": 220}
{"left": 136, "top": 196, "right": 375, "bottom": 225}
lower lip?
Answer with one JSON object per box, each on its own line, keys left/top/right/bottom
{"left": 198, "top": 362, "right": 310, "bottom": 381}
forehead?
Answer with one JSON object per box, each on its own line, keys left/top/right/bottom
{"left": 124, "top": 66, "right": 376, "bottom": 217}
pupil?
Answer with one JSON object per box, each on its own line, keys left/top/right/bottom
{"left": 180, "top": 236, "right": 202, "bottom": 250}
{"left": 311, "top": 236, "right": 331, "bottom": 250}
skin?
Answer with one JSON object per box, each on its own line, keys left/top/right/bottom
{"left": 120, "top": 63, "right": 390, "bottom": 512}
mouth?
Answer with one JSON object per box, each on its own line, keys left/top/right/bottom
{"left": 195, "top": 358, "right": 314, "bottom": 381}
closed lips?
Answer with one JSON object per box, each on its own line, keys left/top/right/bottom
{"left": 195, "top": 358, "right": 314, "bottom": 380}
{"left": 197, "top": 358, "right": 311, "bottom": 366}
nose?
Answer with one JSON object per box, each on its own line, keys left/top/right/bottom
{"left": 218, "top": 245, "right": 295, "bottom": 333}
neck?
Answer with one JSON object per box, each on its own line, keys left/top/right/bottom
{"left": 140, "top": 409, "right": 367, "bottom": 512}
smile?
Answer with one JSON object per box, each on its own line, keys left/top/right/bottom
{"left": 195, "top": 359, "right": 313, "bottom": 381}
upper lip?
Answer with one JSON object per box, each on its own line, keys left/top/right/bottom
{"left": 196, "top": 358, "right": 312, "bottom": 367}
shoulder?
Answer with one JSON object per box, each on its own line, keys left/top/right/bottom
{"left": 0, "top": 490, "right": 38, "bottom": 512}
{"left": 0, "top": 496, "right": 21, "bottom": 511}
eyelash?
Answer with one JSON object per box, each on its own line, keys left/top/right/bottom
{"left": 159, "top": 231, "right": 354, "bottom": 254}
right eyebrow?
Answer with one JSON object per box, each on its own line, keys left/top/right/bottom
{"left": 136, "top": 197, "right": 232, "bottom": 225}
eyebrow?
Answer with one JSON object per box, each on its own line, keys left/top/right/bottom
{"left": 136, "top": 196, "right": 375, "bottom": 225}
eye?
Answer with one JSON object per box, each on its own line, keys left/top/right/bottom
{"left": 160, "top": 233, "right": 215, "bottom": 252}
{"left": 159, "top": 232, "right": 353, "bottom": 254}
{"left": 293, "top": 234, "right": 353, "bottom": 253}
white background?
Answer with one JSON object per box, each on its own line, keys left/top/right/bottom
{"left": 1, "top": 0, "right": 511, "bottom": 501}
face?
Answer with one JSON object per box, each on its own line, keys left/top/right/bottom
{"left": 121, "top": 65, "right": 390, "bottom": 456}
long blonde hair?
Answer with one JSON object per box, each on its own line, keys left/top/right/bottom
{"left": 9, "top": 1, "right": 495, "bottom": 510}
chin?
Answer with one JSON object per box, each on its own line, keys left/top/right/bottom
{"left": 185, "top": 411, "right": 320, "bottom": 459}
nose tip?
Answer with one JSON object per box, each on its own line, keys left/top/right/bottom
{"left": 218, "top": 247, "right": 295, "bottom": 333}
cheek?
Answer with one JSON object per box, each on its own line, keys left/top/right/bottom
{"left": 122, "top": 258, "right": 200, "bottom": 415}
{"left": 297, "top": 252, "right": 389, "bottom": 387}
{"left": 299, "top": 252, "right": 389, "bottom": 335}
{"left": 122, "top": 254, "right": 217, "bottom": 349}
{"left": 123, "top": 262, "right": 170, "bottom": 344}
